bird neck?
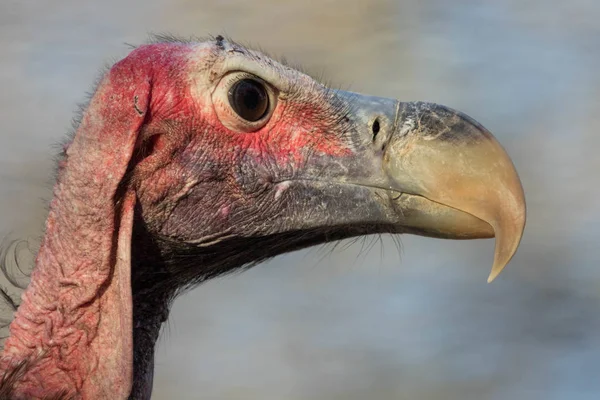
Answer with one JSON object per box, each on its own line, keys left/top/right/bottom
{"left": 128, "top": 222, "right": 175, "bottom": 400}
{"left": 129, "top": 290, "right": 170, "bottom": 400}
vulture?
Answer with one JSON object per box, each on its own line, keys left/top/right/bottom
{"left": 0, "top": 35, "right": 526, "bottom": 399}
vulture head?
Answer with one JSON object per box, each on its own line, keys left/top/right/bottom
{"left": 0, "top": 36, "right": 526, "bottom": 399}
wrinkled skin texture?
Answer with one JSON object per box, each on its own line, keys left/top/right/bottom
{"left": 0, "top": 36, "right": 525, "bottom": 399}
{"left": 0, "top": 37, "right": 398, "bottom": 400}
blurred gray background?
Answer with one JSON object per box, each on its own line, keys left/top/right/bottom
{"left": 1, "top": 0, "right": 599, "bottom": 399}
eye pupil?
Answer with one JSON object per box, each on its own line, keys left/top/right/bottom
{"left": 228, "top": 79, "right": 269, "bottom": 122}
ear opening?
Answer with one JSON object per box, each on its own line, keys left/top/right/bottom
{"left": 134, "top": 131, "right": 164, "bottom": 164}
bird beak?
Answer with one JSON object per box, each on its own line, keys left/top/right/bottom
{"left": 382, "top": 102, "right": 526, "bottom": 282}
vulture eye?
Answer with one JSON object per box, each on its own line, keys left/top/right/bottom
{"left": 212, "top": 72, "right": 278, "bottom": 132}
{"left": 228, "top": 79, "right": 269, "bottom": 122}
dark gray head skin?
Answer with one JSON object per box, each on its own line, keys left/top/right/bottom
{"left": 0, "top": 36, "right": 525, "bottom": 399}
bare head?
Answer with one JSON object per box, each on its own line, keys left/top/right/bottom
{"left": 0, "top": 36, "right": 525, "bottom": 399}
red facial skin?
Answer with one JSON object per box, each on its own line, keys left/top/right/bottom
{"left": 0, "top": 40, "right": 356, "bottom": 399}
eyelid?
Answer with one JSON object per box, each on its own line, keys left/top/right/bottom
{"left": 219, "top": 55, "right": 292, "bottom": 93}
{"left": 221, "top": 71, "right": 279, "bottom": 97}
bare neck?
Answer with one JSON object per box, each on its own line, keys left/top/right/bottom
{"left": 0, "top": 182, "right": 134, "bottom": 398}
{"left": 0, "top": 206, "right": 171, "bottom": 400}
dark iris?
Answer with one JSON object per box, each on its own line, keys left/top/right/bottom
{"left": 228, "top": 78, "right": 269, "bottom": 122}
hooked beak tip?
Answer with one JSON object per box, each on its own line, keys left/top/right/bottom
{"left": 384, "top": 101, "right": 526, "bottom": 282}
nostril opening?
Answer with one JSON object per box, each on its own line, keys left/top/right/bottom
{"left": 371, "top": 118, "right": 380, "bottom": 141}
